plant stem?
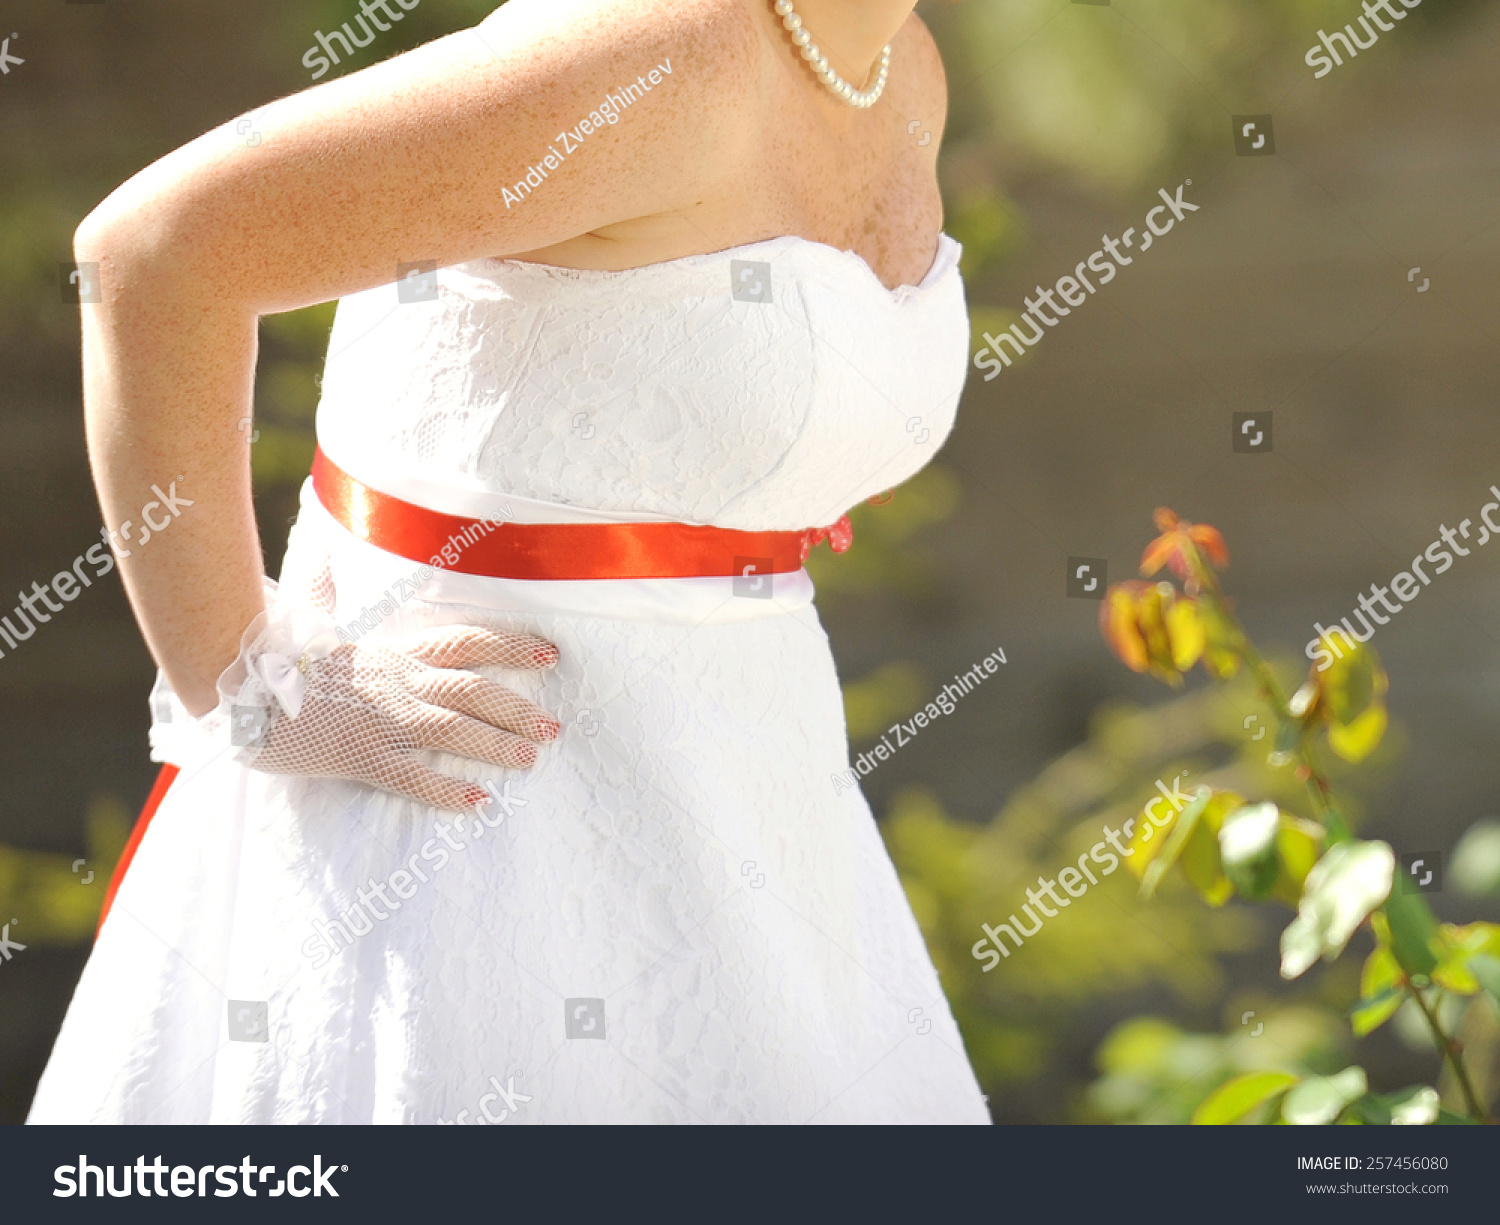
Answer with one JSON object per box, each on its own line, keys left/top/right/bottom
{"left": 1192, "top": 561, "right": 1345, "bottom": 835}
{"left": 1403, "top": 981, "right": 1488, "bottom": 1123}
{"left": 1179, "top": 534, "right": 1486, "bottom": 1122}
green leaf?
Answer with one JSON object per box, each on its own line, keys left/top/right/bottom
{"left": 1432, "top": 946, "right": 1481, "bottom": 994}
{"left": 1178, "top": 792, "right": 1240, "bottom": 906}
{"left": 1384, "top": 887, "right": 1440, "bottom": 977}
{"left": 1384, "top": 1085, "right": 1441, "bottom": 1126}
{"left": 1320, "top": 644, "right": 1382, "bottom": 725}
{"left": 1350, "top": 985, "right": 1404, "bottom": 1037}
{"left": 1326, "top": 703, "right": 1387, "bottom": 763}
{"left": 1266, "top": 815, "right": 1326, "bottom": 905}
{"left": 1282, "top": 1067, "right": 1368, "bottom": 1125}
{"left": 1219, "top": 803, "right": 1281, "bottom": 899}
{"left": 1137, "top": 788, "right": 1211, "bottom": 900}
{"left": 1349, "top": 1085, "right": 1439, "bottom": 1126}
{"left": 1351, "top": 946, "right": 1404, "bottom": 1036}
{"left": 1360, "top": 944, "right": 1400, "bottom": 995}
{"left": 1280, "top": 841, "right": 1395, "bottom": 979}
{"left": 1192, "top": 1071, "right": 1299, "bottom": 1125}
{"left": 1271, "top": 817, "right": 1324, "bottom": 907}
{"left": 1200, "top": 602, "right": 1240, "bottom": 679}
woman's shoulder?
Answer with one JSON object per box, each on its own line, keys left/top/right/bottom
{"left": 479, "top": 0, "right": 764, "bottom": 92}
{"left": 475, "top": 0, "right": 766, "bottom": 169}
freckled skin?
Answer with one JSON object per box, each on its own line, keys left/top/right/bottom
{"left": 519, "top": 0, "right": 948, "bottom": 288}
{"left": 76, "top": 0, "right": 943, "bottom": 713}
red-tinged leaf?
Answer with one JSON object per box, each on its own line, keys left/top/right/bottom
{"left": 1189, "top": 523, "right": 1229, "bottom": 568}
{"left": 1140, "top": 535, "right": 1176, "bottom": 577}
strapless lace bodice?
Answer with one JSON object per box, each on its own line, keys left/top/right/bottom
{"left": 315, "top": 235, "right": 967, "bottom": 529}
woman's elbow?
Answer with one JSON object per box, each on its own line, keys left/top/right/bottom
{"left": 72, "top": 170, "right": 210, "bottom": 299}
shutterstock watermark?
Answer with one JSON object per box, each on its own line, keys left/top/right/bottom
{"left": 0, "top": 920, "right": 25, "bottom": 965}
{"left": 435, "top": 1074, "right": 531, "bottom": 1125}
{"left": 1305, "top": 484, "right": 1500, "bottom": 672}
{"left": 0, "top": 481, "right": 192, "bottom": 663}
{"left": 502, "top": 58, "right": 673, "bottom": 210}
{"left": 970, "top": 772, "right": 1197, "bottom": 970}
{"left": 302, "top": 0, "right": 420, "bottom": 81}
{"left": 0, "top": 33, "right": 24, "bottom": 77}
{"left": 973, "top": 180, "right": 1201, "bottom": 379}
{"left": 300, "top": 780, "right": 525, "bottom": 967}
{"left": 54, "top": 1155, "right": 343, "bottom": 1198}
{"left": 832, "top": 648, "right": 1006, "bottom": 794}
{"left": 1305, "top": 0, "right": 1422, "bottom": 80}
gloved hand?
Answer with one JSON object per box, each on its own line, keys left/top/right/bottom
{"left": 217, "top": 601, "right": 560, "bottom": 811}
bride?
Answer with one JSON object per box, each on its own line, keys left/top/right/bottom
{"left": 30, "top": 0, "right": 988, "bottom": 1124}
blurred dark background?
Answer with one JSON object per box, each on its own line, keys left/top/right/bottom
{"left": 1, "top": 0, "right": 1497, "bottom": 1124}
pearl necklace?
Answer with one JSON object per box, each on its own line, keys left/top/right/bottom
{"left": 773, "top": 0, "right": 891, "bottom": 109}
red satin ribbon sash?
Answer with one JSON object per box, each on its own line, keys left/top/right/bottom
{"left": 311, "top": 448, "right": 811, "bottom": 580}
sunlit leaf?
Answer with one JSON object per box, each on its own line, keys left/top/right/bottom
{"left": 1360, "top": 943, "right": 1401, "bottom": 994}
{"left": 1280, "top": 841, "right": 1395, "bottom": 979}
{"left": 1351, "top": 986, "right": 1403, "bottom": 1037}
{"left": 1432, "top": 952, "right": 1480, "bottom": 995}
{"left": 1126, "top": 781, "right": 1223, "bottom": 878}
{"left": 1385, "top": 1085, "right": 1441, "bottom": 1126}
{"left": 1166, "top": 597, "right": 1204, "bottom": 671}
{"left": 1137, "top": 788, "right": 1211, "bottom": 898}
{"left": 1282, "top": 1066, "right": 1367, "bottom": 1125}
{"left": 1351, "top": 1085, "right": 1439, "bottom": 1126}
{"left": 1318, "top": 644, "right": 1384, "bottom": 726}
{"left": 1219, "top": 802, "right": 1280, "bottom": 899}
{"left": 1137, "top": 584, "right": 1181, "bottom": 684}
{"left": 1100, "top": 582, "right": 1152, "bottom": 674}
{"left": 1192, "top": 1071, "right": 1299, "bottom": 1125}
{"left": 1326, "top": 702, "right": 1387, "bottom": 763}
{"left": 1200, "top": 602, "right": 1240, "bottom": 679}
{"left": 1177, "top": 792, "right": 1239, "bottom": 906}
{"left": 1349, "top": 944, "right": 1405, "bottom": 1036}
{"left": 1270, "top": 817, "right": 1324, "bottom": 907}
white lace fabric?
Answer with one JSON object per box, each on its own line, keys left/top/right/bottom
{"left": 29, "top": 235, "right": 989, "bottom": 1125}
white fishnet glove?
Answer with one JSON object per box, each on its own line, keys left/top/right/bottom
{"left": 217, "top": 600, "right": 560, "bottom": 812}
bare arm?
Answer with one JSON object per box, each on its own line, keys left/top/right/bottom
{"left": 78, "top": 0, "right": 757, "bottom": 714}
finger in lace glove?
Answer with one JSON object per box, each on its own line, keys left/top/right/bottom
{"left": 218, "top": 609, "right": 560, "bottom": 812}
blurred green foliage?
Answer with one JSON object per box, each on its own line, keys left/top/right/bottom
{"left": 879, "top": 672, "right": 1336, "bottom": 1094}
{"left": 1088, "top": 1005, "right": 1351, "bottom": 1124}
{"left": 0, "top": 796, "right": 129, "bottom": 946}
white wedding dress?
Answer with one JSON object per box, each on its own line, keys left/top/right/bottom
{"left": 29, "top": 234, "right": 988, "bottom": 1124}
